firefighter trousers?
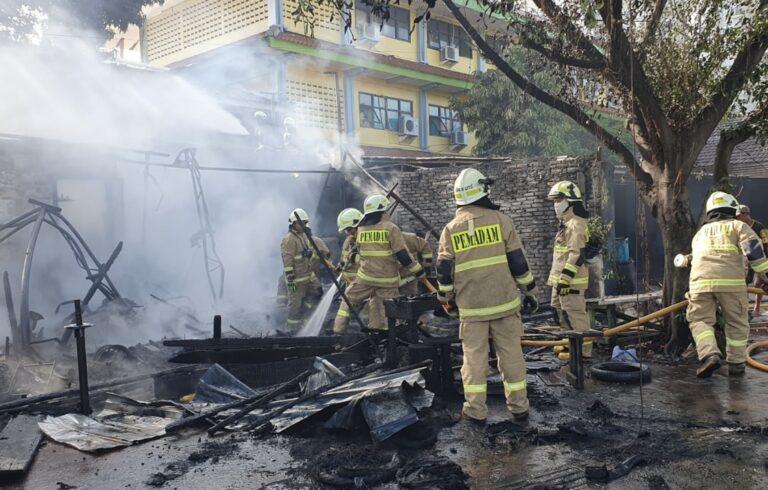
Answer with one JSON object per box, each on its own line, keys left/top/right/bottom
{"left": 276, "top": 275, "right": 288, "bottom": 307}
{"left": 687, "top": 291, "right": 750, "bottom": 364}
{"left": 550, "top": 289, "right": 593, "bottom": 357}
{"left": 460, "top": 313, "right": 529, "bottom": 420}
{"left": 333, "top": 282, "right": 398, "bottom": 332}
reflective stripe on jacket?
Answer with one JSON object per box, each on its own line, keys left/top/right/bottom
{"left": 690, "top": 219, "right": 768, "bottom": 293}
{"left": 355, "top": 216, "right": 408, "bottom": 287}
{"left": 339, "top": 235, "right": 360, "bottom": 285}
{"left": 548, "top": 209, "right": 589, "bottom": 290}
{"left": 438, "top": 205, "right": 526, "bottom": 322}
{"left": 281, "top": 230, "right": 314, "bottom": 283}
{"left": 399, "top": 232, "right": 433, "bottom": 285}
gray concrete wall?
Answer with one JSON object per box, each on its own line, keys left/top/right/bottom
{"left": 390, "top": 156, "right": 608, "bottom": 290}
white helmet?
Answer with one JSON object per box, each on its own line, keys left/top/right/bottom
{"left": 547, "top": 181, "right": 582, "bottom": 201}
{"left": 337, "top": 208, "right": 363, "bottom": 232}
{"left": 454, "top": 168, "right": 492, "bottom": 205}
{"left": 363, "top": 194, "right": 389, "bottom": 216}
{"left": 288, "top": 208, "right": 309, "bottom": 224}
{"left": 705, "top": 191, "right": 739, "bottom": 214}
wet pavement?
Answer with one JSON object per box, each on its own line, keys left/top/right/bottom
{"left": 7, "top": 353, "right": 768, "bottom": 488}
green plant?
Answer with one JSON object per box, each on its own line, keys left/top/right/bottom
{"left": 586, "top": 216, "right": 617, "bottom": 280}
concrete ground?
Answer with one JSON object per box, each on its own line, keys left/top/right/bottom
{"left": 7, "top": 351, "right": 768, "bottom": 489}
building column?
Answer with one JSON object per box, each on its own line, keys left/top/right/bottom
{"left": 419, "top": 87, "right": 429, "bottom": 151}
{"left": 268, "top": 0, "right": 284, "bottom": 29}
{"left": 478, "top": 51, "right": 486, "bottom": 73}
{"left": 417, "top": 21, "right": 427, "bottom": 64}
{"left": 343, "top": 69, "right": 364, "bottom": 137}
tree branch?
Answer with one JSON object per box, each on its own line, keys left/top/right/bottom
{"left": 521, "top": 39, "right": 606, "bottom": 69}
{"left": 689, "top": 28, "right": 768, "bottom": 159}
{"left": 530, "top": 0, "right": 606, "bottom": 64}
{"left": 599, "top": 0, "right": 673, "bottom": 163}
{"left": 440, "top": 0, "right": 653, "bottom": 190}
{"left": 712, "top": 102, "right": 768, "bottom": 183}
{"left": 641, "top": 0, "right": 667, "bottom": 46}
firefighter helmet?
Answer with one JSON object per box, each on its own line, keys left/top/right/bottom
{"left": 288, "top": 208, "right": 309, "bottom": 224}
{"left": 337, "top": 208, "right": 363, "bottom": 232}
{"left": 363, "top": 194, "right": 390, "bottom": 215}
{"left": 548, "top": 181, "right": 582, "bottom": 201}
{"left": 705, "top": 191, "right": 739, "bottom": 214}
{"left": 453, "top": 168, "right": 493, "bottom": 205}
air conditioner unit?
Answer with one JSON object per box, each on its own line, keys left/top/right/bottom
{"left": 441, "top": 45, "right": 459, "bottom": 63}
{"left": 450, "top": 130, "right": 469, "bottom": 146}
{"left": 399, "top": 115, "right": 419, "bottom": 137}
{"left": 358, "top": 23, "right": 381, "bottom": 44}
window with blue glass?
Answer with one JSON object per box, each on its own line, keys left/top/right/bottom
{"left": 360, "top": 93, "right": 413, "bottom": 131}
{"left": 429, "top": 105, "right": 463, "bottom": 136}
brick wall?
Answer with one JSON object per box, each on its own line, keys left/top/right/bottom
{"left": 389, "top": 156, "right": 609, "bottom": 291}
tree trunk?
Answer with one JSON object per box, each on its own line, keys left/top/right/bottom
{"left": 651, "top": 178, "right": 696, "bottom": 355}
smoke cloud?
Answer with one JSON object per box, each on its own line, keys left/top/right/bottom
{"left": 0, "top": 20, "right": 351, "bottom": 346}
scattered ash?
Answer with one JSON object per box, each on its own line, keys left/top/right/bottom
{"left": 396, "top": 455, "right": 469, "bottom": 489}
{"left": 309, "top": 445, "right": 400, "bottom": 487}
{"left": 647, "top": 474, "right": 671, "bottom": 489}
{"left": 146, "top": 439, "right": 241, "bottom": 487}
{"left": 586, "top": 399, "right": 616, "bottom": 419}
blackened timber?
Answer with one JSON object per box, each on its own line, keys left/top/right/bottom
{"left": 162, "top": 334, "right": 365, "bottom": 349}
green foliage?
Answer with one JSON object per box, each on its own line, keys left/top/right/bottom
{"left": 450, "top": 47, "right": 631, "bottom": 158}
{"left": 0, "top": 1, "right": 161, "bottom": 42}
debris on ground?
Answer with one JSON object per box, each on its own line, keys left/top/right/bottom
{"left": 38, "top": 395, "right": 184, "bottom": 451}
{"left": 0, "top": 414, "right": 43, "bottom": 476}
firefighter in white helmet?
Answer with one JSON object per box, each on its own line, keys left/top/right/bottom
{"left": 437, "top": 168, "right": 538, "bottom": 424}
{"left": 547, "top": 180, "right": 593, "bottom": 357}
{"left": 333, "top": 208, "right": 364, "bottom": 334}
{"left": 332, "top": 194, "right": 424, "bottom": 332}
{"left": 280, "top": 208, "right": 320, "bottom": 332}
{"left": 676, "top": 192, "right": 768, "bottom": 377}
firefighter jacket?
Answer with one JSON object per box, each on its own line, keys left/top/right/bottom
{"left": 437, "top": 205, "right": 536, "bottom": 322}
{"left": 280, "top": 230, "right": 315, "bottom": 285}
{"left": 690, "top": 218, "right": 768, "bottom": 293}
{"left": 399, "top": 232, "right": 433, "bottom": 286}
{"left": 339, "top": 234, "right": 360, "bottom": 284}
{"left": 310, "top": 237, "right": 331, "bottom": 276}
{"left": 548, "top": 208, "right": 589, "bottom": 290}
{"left": 356, "top": 215, "right": 422, "bottom": 288}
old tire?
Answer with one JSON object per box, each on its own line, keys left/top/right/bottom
{"left": 590, "top": 362, "right": 651, "bottom": 384}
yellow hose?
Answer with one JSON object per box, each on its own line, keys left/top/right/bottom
{"left": 747, "top": 340, "right": 768, "bottom": 373}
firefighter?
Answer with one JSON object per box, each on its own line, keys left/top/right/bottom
{"left": 547, "top": 181, "right": 592, "bottom": 358}
{"left": 437, "top": 168, "right": 538, "bottom": 424}
{"left": 677, "top": 192, "right": 768, "bottom": 377}
{"left": 280, "top": 208, "right": 319, "bottom": 332}
{"left": 333, "top": 208, "right": 363, "bottom": 334}
{"left": 399, "top": 231, "right": 434, "bottom": 297}
{"left": 332, "top": 194, "right": 424, "bottom": 333}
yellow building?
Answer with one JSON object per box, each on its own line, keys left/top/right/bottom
{"left": 142, "top": 0, "right": 500, "bottom": 157}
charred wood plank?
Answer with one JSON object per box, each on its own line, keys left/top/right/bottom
{"left": 0, "top": 415, "right": 42, "bottom": 476}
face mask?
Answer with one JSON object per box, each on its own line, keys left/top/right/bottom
{"left": 554, "top": 200, "right": 570, "bottom": 217}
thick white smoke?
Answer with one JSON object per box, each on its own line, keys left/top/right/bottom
{"left": 0, "top": 24, "right": 348, "bottom": 345}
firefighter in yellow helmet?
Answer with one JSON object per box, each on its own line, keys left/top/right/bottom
{"left": 333, "top": 208, "right": 364, "bottom": 334}
{"left": 547, "top": 181, "right": 593, "bottom": 357}
{"left": 399, "top": 232, "right": 433, "bottom": 296}
{"left": 332, "top": 194, "right": 424, "bottom": 333}
{"left": 437, "top": 168, "right": 538, "bottom": 424}
{"left": 280, "top": 208, "right": 319, "bottom": 332}
{"left": 676, "top": 192, "right": 768, "bottom": 377}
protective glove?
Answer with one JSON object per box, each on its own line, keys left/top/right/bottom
{"left": 556, "top": 281, "right": 571, "bottom": 296}
{"left": 522, "top": 293, "right": 539, "bottom": 315}
{"left": 286, "top": 282, "right": 297, "bottom": 293}
{"left": 760, "top": 272, "right": 768, "bottom": 284}
{"left": 436, "top": 290, "right": 455, "bottom": 304}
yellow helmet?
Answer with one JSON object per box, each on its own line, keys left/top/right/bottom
{"left": 288, "top": 208, "right": 309, "bottom": 224}
{"left": 705, "top": 191, "right": 739, "bottom": 214}
{"left": 547, "top": 181, "right": 582, "bottom": 201}
{"left": 454, "top": 168, "right": 492, "bottom": 205}
{"left": 363, "top": 194, "right": 389, "bottom": 215}
{"left": 337, "top": 208, "right": 363, "bottom": 232}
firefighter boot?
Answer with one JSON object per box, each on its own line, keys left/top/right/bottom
{"left": 697, "top": 353, "right": 722, "bottom": 378}
{"left": 728, "top": 362, "right": 746, "bottom": 376}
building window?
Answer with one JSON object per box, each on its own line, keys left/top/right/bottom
{"left": 429, "top": 105, "right": 463, "bottom": 136}
{"left": 355, "top": 3, "right": 410, "bottom": 42}
{"left": 427, "top": 20, "right": 472, "bottom": 58}
{"left": 360, "top": 93, "right": 413, "bottom": 131}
